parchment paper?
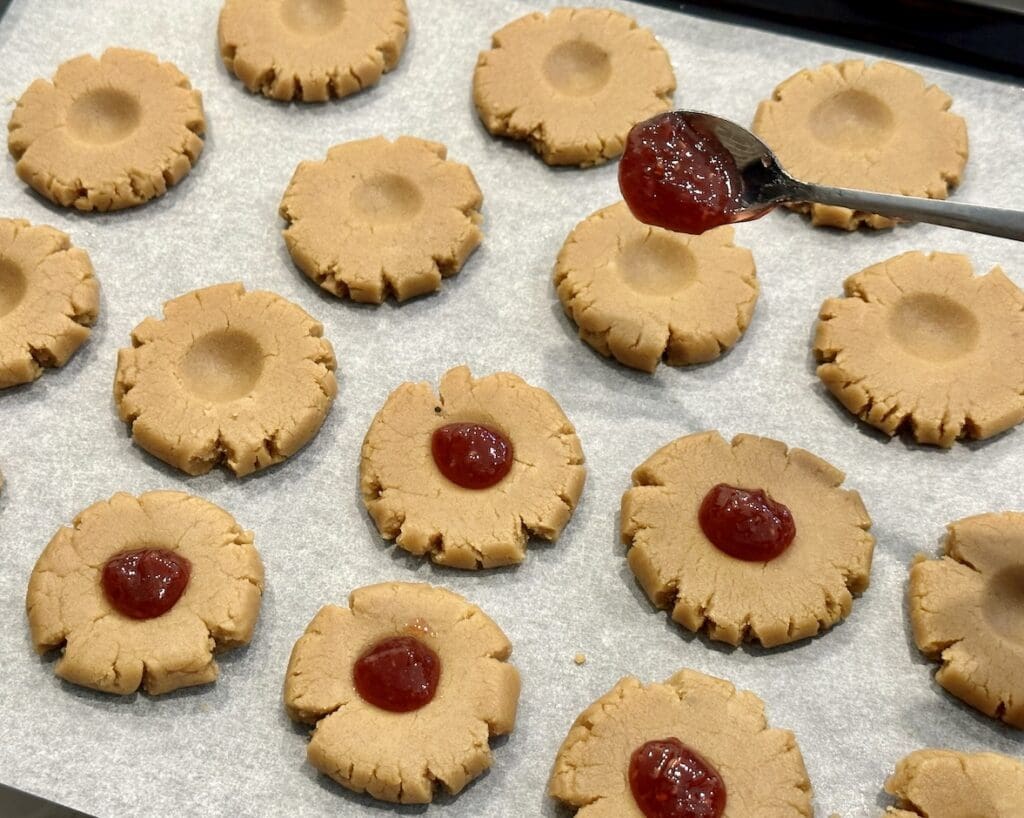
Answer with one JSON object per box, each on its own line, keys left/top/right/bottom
{"left": 1, "top": 1, "right": 1023, "bottom": 816}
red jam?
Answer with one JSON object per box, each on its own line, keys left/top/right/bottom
{"left": 629, "top": 738, "right": 726, "bottom": 818}
{"left": 101, "top": 548, "right": 191, "bottom": 620}
{"left": 353, "top": 636, "right": 441, "bottom": 713}
{"left": 698, "top": 483, "right": 796, "bottom": 562}
{"left": 619, "top": 112, "right": 751, "bottom": 235}
{"left": 431, "top": 422, "right": 513, "bottom": 490}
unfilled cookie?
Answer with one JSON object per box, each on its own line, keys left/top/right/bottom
{"left": 218, "top": 0, "right": 408, "bottom": 102}
{"left": 884, "top": 749, "right": 1024, "bottom": 818}
{"left": 280, "top": 136, "right": 483, "bottom": 302}
{"left": 26, "top": 491, "right": 264, "bottom": 695}
{"left": 114, "top": 282, "right": 337, "bottom": 476}
{"left": 474, "top": 7, "right": 675, "bottom": 166}
{"left": 555, "top": 201, "right": 758, "bottom": 372}
{"left": 549, "top": 668, "right": 813, "bottom": 817}
{"left": 752, "top": 60, "right": 967, "bottom": 230}
{"left": 814, "top": 251, "right": 1024, "bottom": 446}
{"left": 622, "top": 431, "right": 874, "bottom": 647}
{"left": 8, "top": 48, "right": 205, "bottom": 211}
{"left": 284, "top": 582, "right": 520, "bottom": 804}
{"left": 0, "top": 219, "right": 99, "bottom": 389}
{"left": 909, "top": 512, "right": 1024, "bottom": 728}
{"left": 360, "top": 365, "right": 585, "bottom": 569}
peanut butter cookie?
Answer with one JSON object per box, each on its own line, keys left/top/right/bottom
{"left": 884, "top": 749, "right": 1024, "bottom": 818}
{"left": 360, "top": 365, "right": 585, "bottom": 569}
{"left": 815, "top": 251, "right": 1024, "bottom": 446}
{"left": 549, "top": 669, "right": 813, "bottom": 817}
{"left": 114, "top": 282, "right": 337, "bottom": 476}
{"left": 555, "top": 202, "right": 758, "bottom": 372}
{"left": 26, "top": 491, "right": 264, "bottom": 696}
{"left": 622, "top": 431, "right": 874, "bottom": 647}
{"left": 285, "top": 582, "right": 520, "bottom": 804}
{"left": 0, "top": 219, "right": 98, "bottom": 389}
{"left": 8, "top": 48, "right": 205, "bottom": 211}
{"left": 474, "top": 7, "right": 675, "bottom": 166}
{"left": 909, "top": 512, "right": 1024, "bottom": 728}
{"left": 280, "top": 136, "right": 483, "bottom": 302}
{"left": 218, "top": 0, "right": 408, "bottom": 102}
{"left": 753, "top": 60, "right": 967, "bottom": 229}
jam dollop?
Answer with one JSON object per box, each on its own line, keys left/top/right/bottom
{"left": 431, "top": 422, "right": 513, "bottom": 490}
{"left": 619, "top": 112, "right": 752, "bottom": 235}
{"left": 101, "top": 548, "right": 192, "bottom": 620}
{"left": 698, "top": 483, "right": 796, "bottom": 562}
{"left": 629, "top": 738, "right": 726, "bottom": 818}
{"left": 353, "top": 636, "right": 441, "bottom": 713}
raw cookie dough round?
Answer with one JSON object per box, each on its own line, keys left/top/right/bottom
{"left": 26, "top": 491, "right": 264, "bottom": 696}
{"left": 280, "top": 136, "right": 483, "bottom": 303}
{"left": 909, "top": 512, "right": 1024, "bottom": 728}
{"left": 8, "top": 48, "right": 205, "bottom": 211}
{"left": 555, "top": 201, "right": 758, "bottom": 372}
{"left": 622, "top": 431, "right": 874, "bottom": 647}
{"left": 549, "top": 668, "right": 813, "bottom": 817}
{"left": 884, "top": 749, "right": 1024, "bottom": 818}
{"left": 284, "top": 582, "right": 520, "bottom": 804}
{"left": 0, "top": 219, "right": 99, "bottom": 389}
{"left": 473, "top": 7, "right": 675, "bottom": 166}
{"left": 814, "top": 251, "right": 1024, "bottom": 447}
{"left": 218, "top": 0, "right": 408, "bottom": 102}
{"left": 752, "top": 60, "right": 967, "bottom": 229}
{"left": 360, "top": 365, "right": 585, "bottom": 569}
{"left": 114, "top": 282, "right": 337, "bottom": 477}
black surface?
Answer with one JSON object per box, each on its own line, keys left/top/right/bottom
{"left": 0, "top": 784, "right": 93, "bottom": 818}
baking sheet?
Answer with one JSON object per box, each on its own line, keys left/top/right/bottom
{"left": 1, "top": 1, "right": 1022, "bottom": 816}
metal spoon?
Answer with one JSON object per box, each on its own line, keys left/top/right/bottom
{"left": 678, "top": 111, "right": 1024, "bottom": 242}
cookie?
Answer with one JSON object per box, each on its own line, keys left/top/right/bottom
{"left": 555, "top": 202, "right": 758, "bottom": 372}
{"left": 909, "top": 512, "right": 1024, "bottom": 728}
{"left": 218, "top": 0, "right": 408, "bottom": 102}
{"left": 284, "top": 582, "right": 520, "bottom": 804}
{"left": 752, "top": 60, "right": 967, "bottom": 230}
{"left": 0, "top": 219, "right": 99, "bottom": 389}
{"left": 8, "top": 48, "right": 205, "bottom": 211}
{"left": 884, "top": 749, "right": 1024, "bottom": 818}
{"left": 473, "top": 7, "right": 675, "bottom": 166}
{"left": 360, "top": 365, "right": 585, "bottom": 569}
{"left": 549, "top": 668, "right": 813, "bottom": 817}
{"left": 26, "top": 491, "right": 264, "bottom": 696}
{"left": 622, "top": 431, "right": 874, "bottom": 647}
{"left": 114, "top": 282, "right": 337, "bottom": 476}
{"left": 280, "top": 136, "right": 483, "bottom": 303}
{"left": 814, "top": 251, "right": 1024, "bottom": 446}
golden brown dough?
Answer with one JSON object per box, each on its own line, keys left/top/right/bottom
{"left": 549, "top": 669, "right": 813, "bottom": 816}
{"left": 474, "top": 7, "right": 675, "bottom": 166}
{"left": 360, "top": 365, "right": 585, "bottom": 569}
{"left": 555, "top": 202, "right": 758, "bottom": 372}
{"left": 0, "top": 219, "right": 98, "bottom": 389}
{"left": 884, "top": 748, "right": 1024, "bottom": 817}
{"left": 8, "top": 48, "right": 204, "bottom": 211}
{"left": 218, "top": 0, "right": 408, "bottom": 102}
{"left": 753, "top": 60, "right": 967, "bottom": 229}
{"left": 284, "top": 582, "right": 520, "bottom": 804}
{"left": 622, "top": 431, "right": 874, "bottom": 647}
{"left": 26, "top": 491, "right": 264, "bottom": 696}
{"left": 114, "top": 282, "right": 337, "bottom": 476}
{"left": 815, "top": 251, "right": 1024, "bottom": 446}
{"left": 909, "top": 512, "right": 1024, "bottom": 728}
{"left": 280, "top": 136, "right": 483, "bottom": 303}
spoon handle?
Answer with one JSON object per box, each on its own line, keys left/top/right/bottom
{"left": 786, "top": 180, "right": 1024, "bottom": 242}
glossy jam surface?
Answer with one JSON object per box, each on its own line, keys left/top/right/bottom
{"left": 698, "top": 483, "right": 796, "bottom": 562}
{"left": 619, "top": 112, "right": 750, "bottom": 235}
{"left": 353, "top": 636, "right": 441, "bottom": 713}
{"left": 101, "top": 548, "right": 192, "bottom": 620}
{"left": 629, "top": 738, "right": 726, "bottom": 818}
{"left": 431, "top": 422, "right": 513, "bottom": 490}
